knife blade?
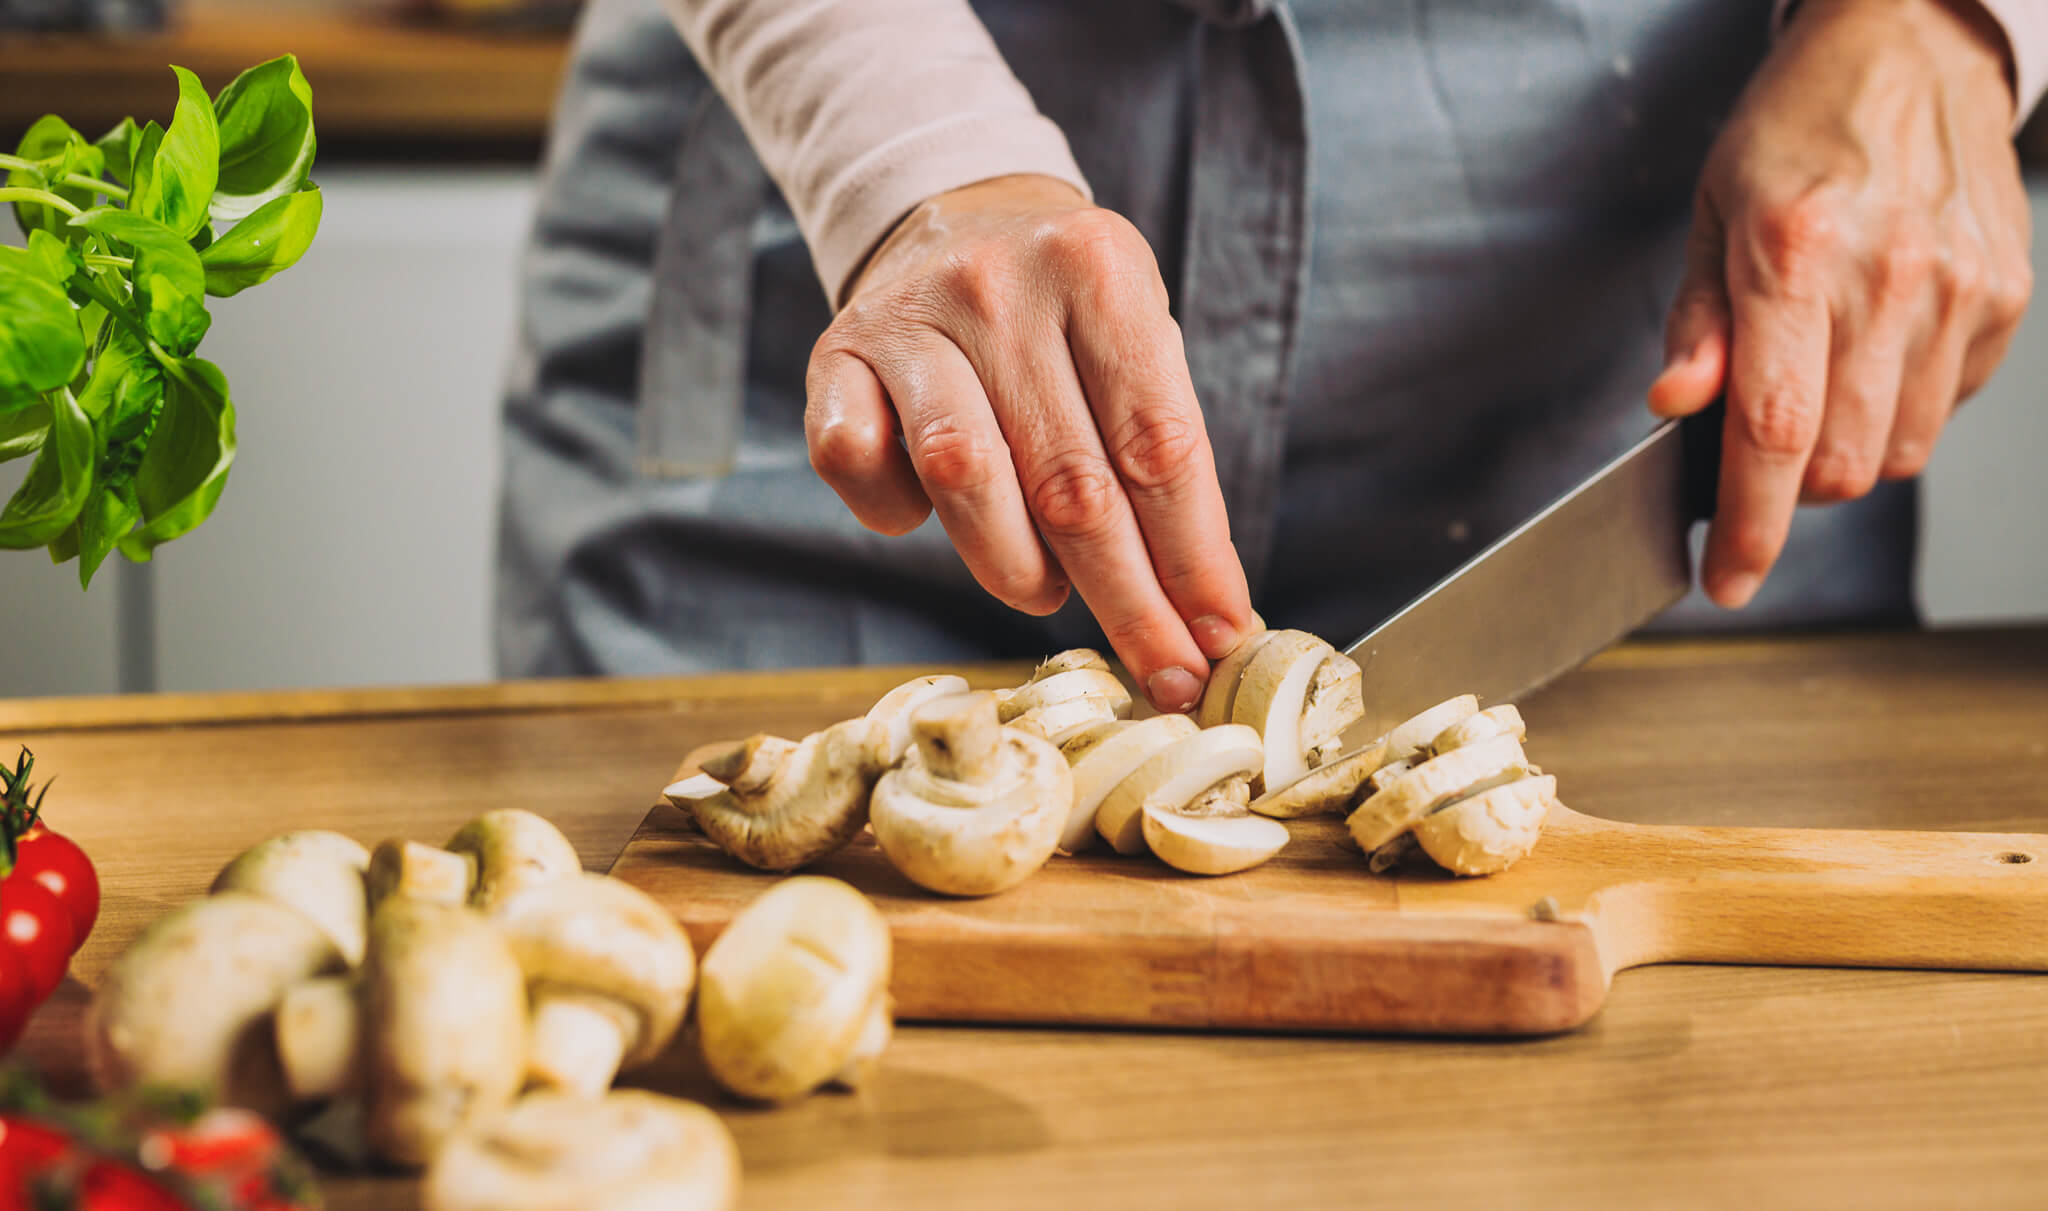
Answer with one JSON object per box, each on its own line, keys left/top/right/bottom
{"left": 1339, "top": 403, "right": 1722, "bottom": 745}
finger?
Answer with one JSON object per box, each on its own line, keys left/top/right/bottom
{"left": 1705, "top": 214, "right": 1834, "bottom": 608}
{"left": 877, "top": 336, "right": 1071, "bottom": 616}
{"left": 805, "top": 347, "right": 932, "bottom": 536}
{"left": 1880, "top": 301, "right": 1969, "bottom": 482}
{"left": 1956, "top": 260, "right": 2031, "bottom": 402}
{"left": 1802, "top": 245, "right": 1922, "bottom": 503}
{"left": 1651, "top": 203, "right": 1734, "bottom": 418}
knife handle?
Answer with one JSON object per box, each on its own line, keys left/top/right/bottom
{"left": 1680, "top": 399, "right": 1726, "bottom": 523}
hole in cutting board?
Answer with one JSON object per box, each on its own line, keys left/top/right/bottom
{"left": 1995, "top": 851, "right": 2033, "bottom": 865}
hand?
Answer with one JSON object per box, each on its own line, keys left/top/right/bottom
{"left": 805, "top": 174, "right": 1258, "bottom": 711}
{"left": 1649, "top": 0, "right": 2032, "bottom": 607}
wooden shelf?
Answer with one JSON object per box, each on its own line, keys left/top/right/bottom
{"left": 0, "top": 7, "right": 572, "bottom": 150}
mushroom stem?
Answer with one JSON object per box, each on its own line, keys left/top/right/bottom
{"left": 832, "top": 995, "right": 893, "bottom": 1090}
{"left": 911, "top": 693, "right": 1003, "bottom": 784}
{"left": 526, "top": 990, "right": 636, "bottom": 1098}
{"left": 700, "top": 735, "right": 799, "bottom": 792}
{"left": 275, "top": 975, "right": 363, "bottom": 1102}
{"left": 367, "top": 839, "right": 474, "bottom": 909}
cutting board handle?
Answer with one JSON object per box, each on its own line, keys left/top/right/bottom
{"left": 1552, "top": 812, "right": 2048, "bottom": 976}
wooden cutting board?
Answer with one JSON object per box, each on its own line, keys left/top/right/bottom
{"left": 609, "top": 750, "right": 2048, "bottom": 1036}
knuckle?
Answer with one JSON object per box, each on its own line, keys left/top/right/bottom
{"left": 1873, "top": 230, "right": 1934, "bottom": 303}
{"left": 1802, "top": 446, "right": 1877, "bottom": 503}
{"left": 932, "top": 247, "right": 1016, "bottom": 326}
{"left": 987, "top": 566, "right": 1066, "bottom": 616}
{"left": 1993, "top": 262, "right": 2033, "bottom": 324}
{"left": 908, "top": 420, "right": 1001, "bottom": 496}
{"left": 1106, "top": 405, "right": 1205, "bottom": 493}
{"left": 1734, "top": 390, "right": 1821, "bottom": 459}
{"left": 1027, "top": 456, "right": 1122, "bottom": 540}
{"left": 807, "top": 412, "right": 887, "bottom": 483}
{"left": 1752, "top": 191, "right": 1841, "bottom": 283}
{"left": 1881, "top": 438, "right": 1931, "bottom": 480}
{"left": 1043, "top": 208, "right": 1146, "bottom": 278}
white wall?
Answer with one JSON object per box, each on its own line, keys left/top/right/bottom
{"left": 3, "top": 171, "right": 2046, "bottom": 698}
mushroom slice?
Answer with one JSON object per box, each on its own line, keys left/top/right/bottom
{"left": 1346, "top": 734, "right": 1531, "bottom": 853}
{"left": 870, "top": 693, "right": 1071, "bottom": 896}
{"left": 87, "top": 893, "right": 342, "bottom": 1119}
{"left": 492, "top": 872, "right": 696, "bottom": 1097}
{"left": 1248, "top": 740, "right": 1389, "bottom": 819}
{"left": 997, "top": 668, "right": 1133, "bottom": 723}
{"left": 424, "top": 1089, "right": 741, "bottom": 1211}
{"left": 1299, "top": 653, "right": 1366, "bottom": 754}
{"left": 1412, "top": 774, "right": 1557, "bottom": 876}
{"left": 1196, "top": 629, "right": 1278, "bottom": 728}
{"left": 1032, "top": 648, "right": 1112, "bottom": 678}
{"left": 1366, "top": 833, "right": 1419, "bottom": 874}
{"left": 696, "top": 876, "right": 892, "bottom": 1103}
{"left": 866, "top": 674, "right": 972, "bottom": 762}
{"left": 212, "top": 831, "right": 371, "bottom": 967}
{"left": 1230, "top": 630, "right": 1337, "bottom": 795}
{"left": 1058, "top": 714, "right": 1201, "bottom": 853}
{"left": 1381, "top": 695, "right": 1481, "bottom": 763}
{"left": 1094, "top": 724, "right": 1265, "bottom": 856}
{"left": 1431, "top": 704, "right": 1526, "bottom": 756}
{"left": 691, "top": 716, "right": 892, "bottom": 872}
{"left": 1007, "top": 693, "right": 1123, "bottom": 747}
{"left": 1143, "top": 779, "right": 1289, "bottom": 875}
{"left": 1366, "top": 756, "right": 1415, "bottom": 795}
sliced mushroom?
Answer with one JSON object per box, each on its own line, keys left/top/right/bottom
{"left": 1346, "top": 733, "right": 1531, "bottom": 853}
{"left": 1367, "top": 756, "right": 1416, "bottom": 795}
{"left": 87, "top": 893, "right": 343, "bottom": 1119}
{"left": 1007, "top": 693, "right": 1125, "bottom": 747}
{"left": 1142, "top": 777, "right": 1288, "bottom": 875}
{"left": 1248, "top": 740, "right": 1389, "bottom": 819}
{"left": 212, "top": 831, "right": 371, "bottom": 966}
{"left": 367, "top": 809, "right": 582, "bottom": 914}
{"left": 1299, "top": 652, "right": 1365, "bottom": 758}
{"left": 690, "top": 716, "right": 891, "bottom": 872}
{"left": 696, "top": 876, "right": 892, "bottom": 1103}
{"left": 1412, "top": 774, "right": 1557, "bottom": 876}
{"left": 1094, "top": 724, "right": 1264, "bottom": 856}
{"left": 869, "top": 692, "right": 1071, "bottom": 896}
{"left": 1056, "top": 714, "right": 1200, "bottom": 853}
{"left": 1382, "top": 695, "right": 1481, "bottom": 764}
{"left": 1195, "top": 629, "right": 1277, "bottom": 728}
{"left": 1366, "top": 832, "right": 1419, "bottom": 873}
{"left": 1031, "top": 648, "right": 1113, "bottom": 678}
{"left": 492, "top": 872, "right": 696, "bottom": 1097}
{"left": 997, "top": 667, "right": 1132, "bottom": 724}
{"left": 1229, "top": 630, "right": 1339, "bottom": 795}
{"left": 424, "top": 1089, "right": 741, "bottom": 1211}
{"left": 1431, "top": 704, "right": 1526, "bottom": 755}
{"left": 866, "top": 673, "right": 972, "bottom": 762}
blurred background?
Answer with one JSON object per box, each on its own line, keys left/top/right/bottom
{"left": 2, "top": 0, "right": 2045, "bottom": 698}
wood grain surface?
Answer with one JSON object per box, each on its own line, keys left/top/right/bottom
{"left": 5, "top": 627, "right": 2047, "bottom": 1209}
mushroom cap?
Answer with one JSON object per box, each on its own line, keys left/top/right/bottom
{"left": 1094, "top": 724, "right": 1265, "bottom": 855}
{"left": 493, "top": 871, "right": 696, "bottom": 1069}
{"left": 1412, "top": 774, "right": 1556, "bottom": 876}
{"left": 87, "top": 892, "right": 342, "bottom": 1118}
{"left": 424, "top": 1089, "right": 740, "bottom": 1211}
{"left": 1195, "top": 629, "right": 1278, "bottom": 728}
{"left": 692, "top": 717, "right": 891, "bottom": 872}
{"left": 870, "top": 696, "right": 1070, "bottom": 897}
{"left": 361, "top": 898, "right": 529, "bottom": 1168}
{"left": 1346, "top": 733, "right": 1530, "bottom": 853}
{"left": 445, "top": 809, "right": 583, "bottom": 914}
{"left": 866, "top": 674, "right": 972, "bottom": 762}
{"left": 1431, "top": 704, "right": 1526, "bottom": 755}
{"left": 997, "top": 668, "right": 1132, "bottom": 723}
{"left": 696, "top": 876, "right": 892, "bottom": 1103}
{"left": 1382, "top": 695, "right": 1481, "bottom": 763}
{"left": 1142, "top": 778, "right": 1289, "bottom": 875}
{"left": 211, "top": 831, "right": 371, "bottom": 966}
{"left": 1059, "top": 714, "right": 1200, "bottom": 852}
{"left": 1230, "top": 630, "right": 1339, "bottom": 794}
{"left": 1249, "top": 740, "right": 1389, "bottom": 819}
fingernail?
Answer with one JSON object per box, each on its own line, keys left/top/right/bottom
{"left": 1713, "top": 572, "right": 1762, "bottom": 609}
{"left": 1188, "top": 615, "right": 1239, "bottom": 660}
{"left": 1146, "top": 667, "right": 1203, "bottom": 714}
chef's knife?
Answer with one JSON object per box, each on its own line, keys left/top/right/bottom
{"left": 1340, "top": 403, "right": 1723, "bottom": 744}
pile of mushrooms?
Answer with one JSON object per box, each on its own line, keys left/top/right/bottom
{"left": 88, "top": 809, "right": 900, "bottom": 1209}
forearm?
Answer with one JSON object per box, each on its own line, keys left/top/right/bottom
{"left": 1775, "top": 0, "right": 2048, "bottom": 128}
{"left": 661, "top": 0, "right": 1092, "bottom": 305}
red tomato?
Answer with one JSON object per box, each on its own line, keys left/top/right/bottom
{"left": 0, "top": 946, "right": 32, "bottom": 1056}
{"left": 0, "top": 1113, "right": 75, "bottom": 1173}
{"left": 76, "top": 1160, "right": 192, "bottom": 1211}
{"left": 0, "top": 879, "right": 73, "bottom": 1003}
{"left": 12, "top": 826, "right": 97, "bottom": 950}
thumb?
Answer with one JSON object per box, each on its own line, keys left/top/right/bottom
{"left": 1650, "top": 200, "right": 1732, "bottom": 419}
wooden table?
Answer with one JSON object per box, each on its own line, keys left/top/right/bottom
{"left": 7, "top": 628, "right": 2048, "bottom": 1209}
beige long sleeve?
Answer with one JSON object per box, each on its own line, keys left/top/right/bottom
{"left": 1775, "top": 0, "right": 2048, "bottom": 129}
{"left": 660, "top": 0, "right": 1092, "bottom": 306}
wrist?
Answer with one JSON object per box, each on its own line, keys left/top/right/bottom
{"left": 844, "top": 173, "right": 1088, "bottom": 303}
{"left": 1786, "top": 0, "right": 2018, "bottom": 117}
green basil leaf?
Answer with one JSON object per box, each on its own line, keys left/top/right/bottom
{"left": 0, "top": 389, "right": 94, "bottom": 549}
{"left": 0, "top": 256, "right": 87, "bottom": 394}
{"left": 71, "top": 207, "right": 212, "bottom": 356}
{"left": 25, "top": 229, "right": 80, "bottom": 290}
{"left": 210, "top": 55, "right": 317, "bottom": 229}
{"left": 76, "top": 326, "right": 156, "bottom": 422}
{"left": 0, "top": 403, "right": 47, "bottom": 463}
{"left": 133, "top": 67, "right": 220, "bottom": 240}
{"left": 200, "top": 183, "right": 321, "bottom": 297}
{"left": 95, "top": 117, "right": 141, "bottom": 187}
{"left": 8, "top": 115, "right": 94, "bottom": 237}
{"left": 127, "top": 121, "right": 165, "bottom": 215}
{"left": 120, "top": 356, "right": 233, "bottom": 558}
{"left": 71, "top": 483, "right": 141, "bottom": 586}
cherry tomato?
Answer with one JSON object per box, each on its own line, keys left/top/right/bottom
{"left": 0, "top": 879, "right": 74, "bottom": 1003}
{"left": 0, "top": 946, "right": 32, "bottom": 1056}
{"left": 76, "top": 1160, "right": 191, "bottom": 1211}
{"left": 12, "top": 826, "right": 97, "bottom": 949}
{"left": 0, "top": 1113, "right": 74, "bottom": 1172}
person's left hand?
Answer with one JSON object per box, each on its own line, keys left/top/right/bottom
{"left": 1650, "top": 0, "right": 2032, "bottom": 607}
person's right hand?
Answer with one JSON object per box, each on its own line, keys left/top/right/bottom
{"left": 804, "top": 173, "right": 1258, "bottom": 713}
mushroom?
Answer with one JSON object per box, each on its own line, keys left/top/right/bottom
{"left": 695, "top": 875, "right": 892, "bottom": 1103}
{"left": 997, "top": 662, "right": 1132, "bottom": 726}
{"left": 1411, "top": 773, "right": 1557, "bottom": 875}
{"left": 367, "top": 809, "right": 582, "bottom": 913}
{"left": 1093, "top": 723, "right": 1265, "bottom": 857}
{"left": 1382, "top": 694, "right": 1481, "bottom": 764}
{"left": 689, "top": 716, "right": 892, "bottom": 872}
{"left": 869, "top": 692, "right": 1070, "bottom": 896}
{"left": 1247, "top": 739, "right": 1388, "bottom": 819}
{"left": 1430, "top": 704, "right": 1526, "bottom": 755}
{"left": 1055, "top": 714, "right": 1200, "bottom": 853}
{"left": 275, "top": 898, "right": 529, "bottom": 1167}
{"left": 211, "top": 830, "right": 371, "bottom": 966}
{"left": 866, "top": 673, "right": 972, "bottom": 762}
{"left": 423, "top": 1089, "right": 741, "bottom": 1211}
{"left": 87, "top": 893, "right": 343, "bottom": 1119}
{"left": 491, "top": 871, "right": 695, "bottom": 1096}
{"left": 1006, "top": 693, "right": 1125, "bottom": 747}
{"left": 1195, "top": 630, "right": 1277, "bottom": 727}
{"left": 1347, "top": 733, "right": 1532, "bottom": 854}
{"left": 1228, "top": 631, "right": 1365, "bottom": 795}
{"left": 1141, "top": 776, "right": 1288, "bottom": 875}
